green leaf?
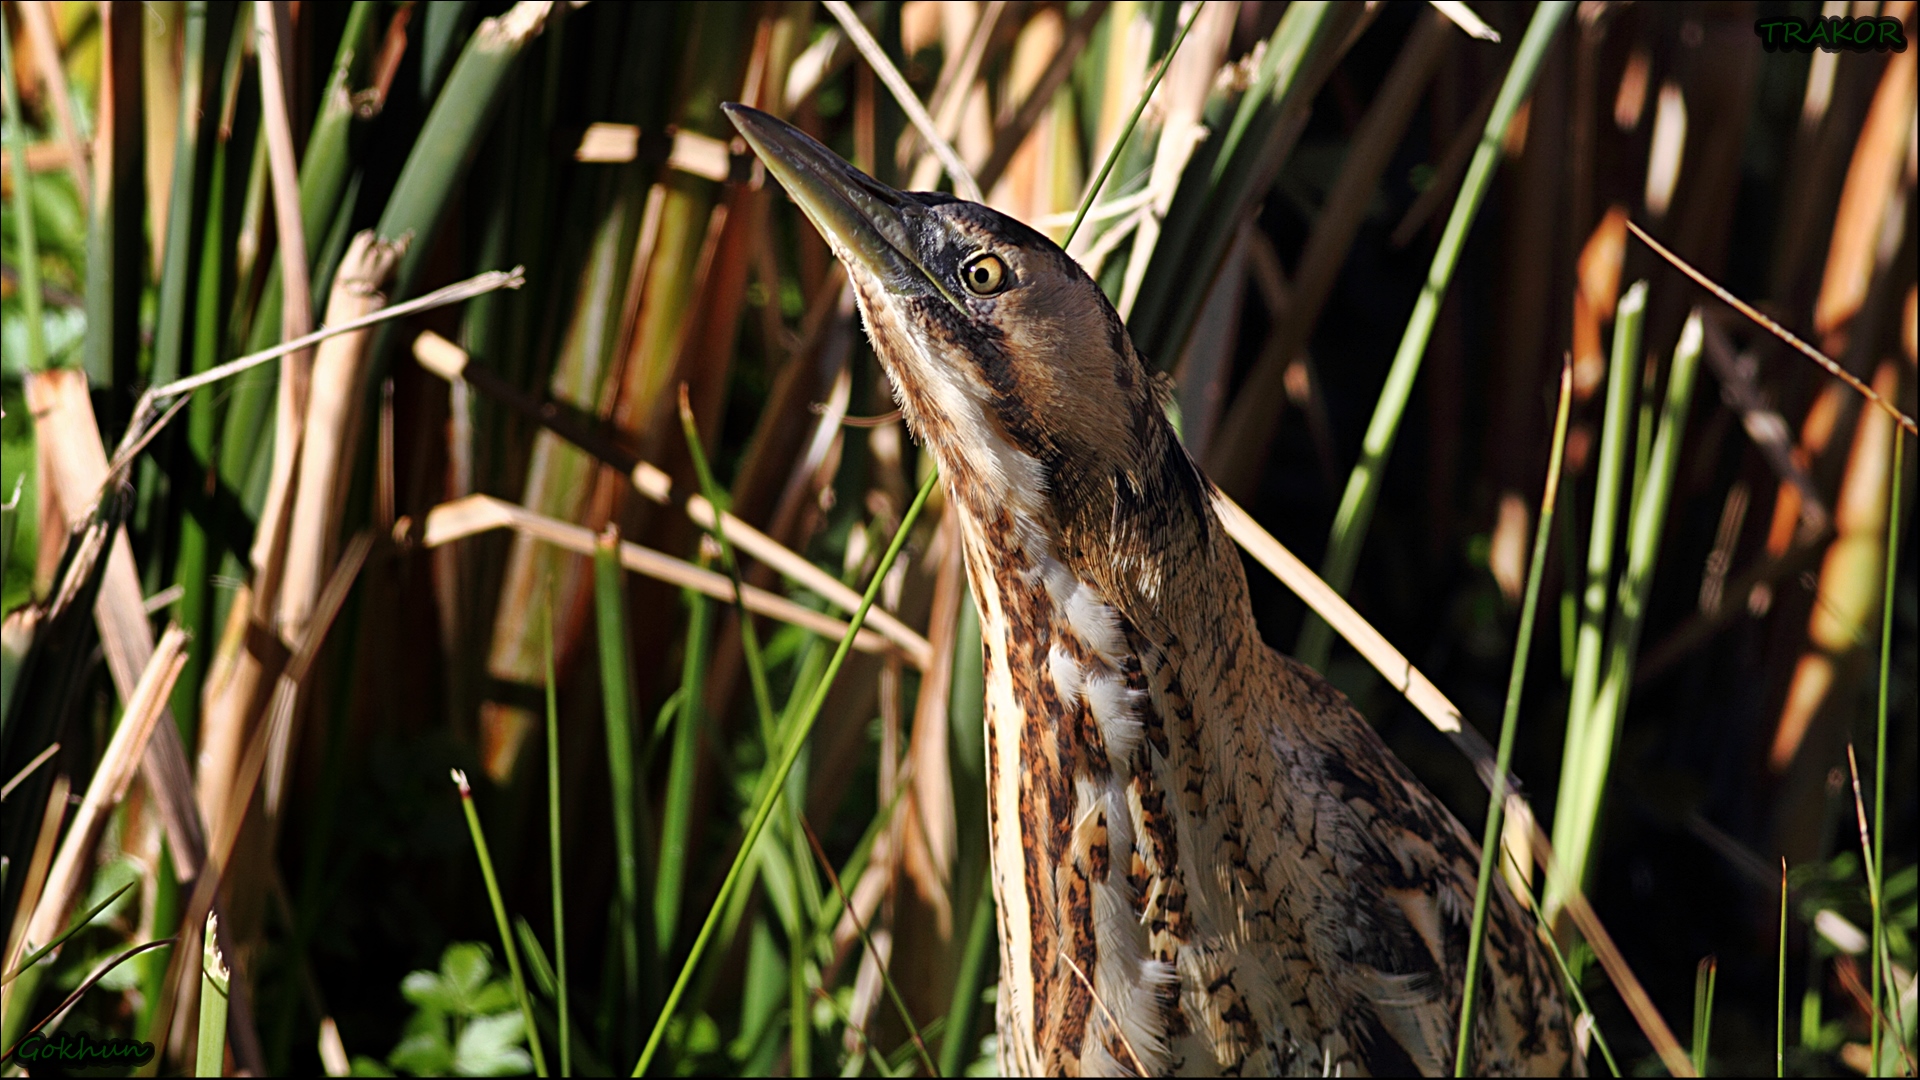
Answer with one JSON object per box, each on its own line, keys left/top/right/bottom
{"left": 453, "top": 1012, "right": 533, "bottom": 1077}
{"left": 388, "top": 1028, "right": 455, "bottom": 1077}
{"left": 400, "top": 943, "right": 514, "bottom": 1018}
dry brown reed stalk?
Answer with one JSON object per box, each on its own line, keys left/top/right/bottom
{"left": 277, "top": 232, "right": 406, "bottom": 644}
{"left": 191, "top": 6, "right": 323, "bottom": 872}
{"left": 1113, "top": 1, "right": 1238, "bottom": 319}
{"left": 974, "top": 1, "right": 1109, "bottom": 194}
{"left": 1628, "top": 221, "right": 1916, "bottom": 438}
{"left": 152, "top": 532, "right": 373, "bottom": 1072}
{"left": 1772, "top": 361, "right": 1904, "bottom": 773}
{"left": 23, "top": 371, "right": 208, "bottom": 882}
{"left": 1, "top": 776, "right": 69, "bottom": 1001}
{"left": 423, "top": 495, "right": 911, "bottom": 664}
{"left": 823, "top": 0, "right": 981, "bottom": 202}
{"left": 410, "top": 326, "right": 940, "bottom": 671}
{"left": 901, "top": 513, "right": 965, "bottom": 935}
{"left": 249, "top": 0, "right": 316, "bottom": 606}
{"left": 901, "top": 0, "right": 1006, "bottom": 188}
{"left": 20, "top": 625, "right": 188, "bottom": 957}
{"left": 1215, "top": 494, "right": 1473, "bottom": 741}
{"left": 15, "top": 1, "right": 88, "bottom": 210}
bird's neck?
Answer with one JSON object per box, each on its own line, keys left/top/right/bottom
{"left": 935, "top": 419, "right": 1259, "bottom": 1075}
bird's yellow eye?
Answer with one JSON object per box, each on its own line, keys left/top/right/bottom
{"left": 961, "top": 253, "right": 1008, "bottom": 296}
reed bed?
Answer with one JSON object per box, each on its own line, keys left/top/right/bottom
{"left": 0, "top": 2, "right": 1913, "bottom": 1076}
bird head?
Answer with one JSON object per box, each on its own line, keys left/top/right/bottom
{"left": 725, "top": 103, "right": 1208, "bottom": 585}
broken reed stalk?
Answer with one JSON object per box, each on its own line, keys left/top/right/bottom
{"left": 196, "top": 914, "right": 229, "bottom": 1078}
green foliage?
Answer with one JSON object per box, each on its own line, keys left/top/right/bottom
{"left": 353, "top": 943, "right": 532, "bottom": 1078}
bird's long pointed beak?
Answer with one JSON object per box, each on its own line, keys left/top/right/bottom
{"left": 723, "top": 102, "right": 944, "bottom": 302}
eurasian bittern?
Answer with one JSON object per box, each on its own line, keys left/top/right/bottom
{"left": 725, "top": 103, "right": 1573, "bottom": 1078}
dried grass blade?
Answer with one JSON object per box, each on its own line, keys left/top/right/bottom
{"left": 249, "top": 0, "right": 316, "bottom": 604}
{"left": 26, "top": 370, "right": 210, "bottom": 879}
{"left": 424, "top": 495, "right": 913, "bottom": 664}
{"left": 16, "top": 2, "right": 90, "bottom": 209}
{"left": 1626, "top": 220, "right": 1916, "bottom": 436}
{"left": 277, "top": 232, "right": 405, "bottom": 640}
{"left": 822, "top": 0, "right": 980, "bottom": 202}
{"left": 2, "top": 880, "right": 134, "bottom": 987}
{"left": 800, "top": 817, "right": 936, "bottom": 1077}
{"left": 0, "top": 938, "right": 176, "bottom": 1063}
{"left": 411, "top": 331, "right": 934, "bottom": 667}
{"left": 1215, "top": 495, "right": 1468, "bottom": 738}
{"left": 21, "top": 625, "right": 188, "bottom": 956}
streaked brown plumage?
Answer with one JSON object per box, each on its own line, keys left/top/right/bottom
{"left": 726, "top": 103, "right": 1574, "bottom": 1078}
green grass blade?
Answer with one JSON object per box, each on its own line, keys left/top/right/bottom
{"left": 453, "top": 769, "right": 550, "bottom": 1077}
{"left": 679, "top": 390, "right": 778, "bottom": 745}
{"left": 1504, "top": 846, "right": 1620, "bottom": 1077}
{"left": 1692, "top": 955, "right": 1717, "bottom": 1076}
{"left": 1542, "top": 913, "right": 1620, "bottom": 1077}
{"left": 2, "top": 10, "right": 48, "bottom": 371}
{"left": 3, "top": 880, "right": 137, "bottom": 985}
{"left": 1064, "top": 2, "right": 1203, "bottom": 246}
{"left": 593, "top": 527, "right": 645, "bottom": 1059}
{"left": 0, "top": 477, "right": 17, "bottom": 591}
{"left": 1297, "top": 0, "right": 1573, "bottom": 670}
{"left": 938, "top": 877, "right": 995, "bottom": 1078}
{"left": 1777, "top": 859, "right": 1787, "bottom": 1078}
{"left": 1871, "top": 429, "right": 1903, "bottom": 1073}
{"left": 1455, "top": 357, "right": 1573, "bottom": 1075}
{"left": 197, "top": 914, "right": 229, "bottom": 1077}
{"left": 656, "top": 584, "right": 713, "bottom": 954}
{"left": 636, "top": 470, "right": 940, "bottom": 1077}
{"left": 543, "top": 591, "right": 571, "bottom": 1077}
{"left": 790, "top": 909, "right": 811, "bottom": 1076}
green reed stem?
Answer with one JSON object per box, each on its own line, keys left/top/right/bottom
{"left": 1455, "top": 357, "right": 1573, "bottom": 1076}
{"left": 0, "top": 12, "right": 46, "bottom": 371}
{"left": 592, "top": 528, "right": 645, "bottom": 1058}
{"left": 1298, "top": 0, "right": 1572, "bottom": 670}
{"left": 636, "top": 470, "right": 939, "bottom": 1076}
{"left": 543, "top": 593, "right": 571, "bottom": 1076}
{"left": 1554, "top": 307, "right": 1702, "bottom": 918}
{"left": 1871, "top": 430, "right": 1903, "bottom": 1073}
{"left": 1691, "top": 955, "right": 1717, "bottom": 1076}
{"left": 679, "top": 393, "right": 778, "bottom": 744}
{"left": 1777, "top": 859, "right": 1787, "bottom": 1078}
{"left": 1064, "top": 2, "right": 1203, "bottom": 245}
{"left": 939, "top": 878, "right": 996, "bottom": 1077}
{"left": 454, "top": 769, "right": 550, "bottom": 1077}
{"left": 655, "top": 586, "right": 711, "bottom": 956}
{"left": 1548, "top": 280, "right": 1646, "bottom": 916}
